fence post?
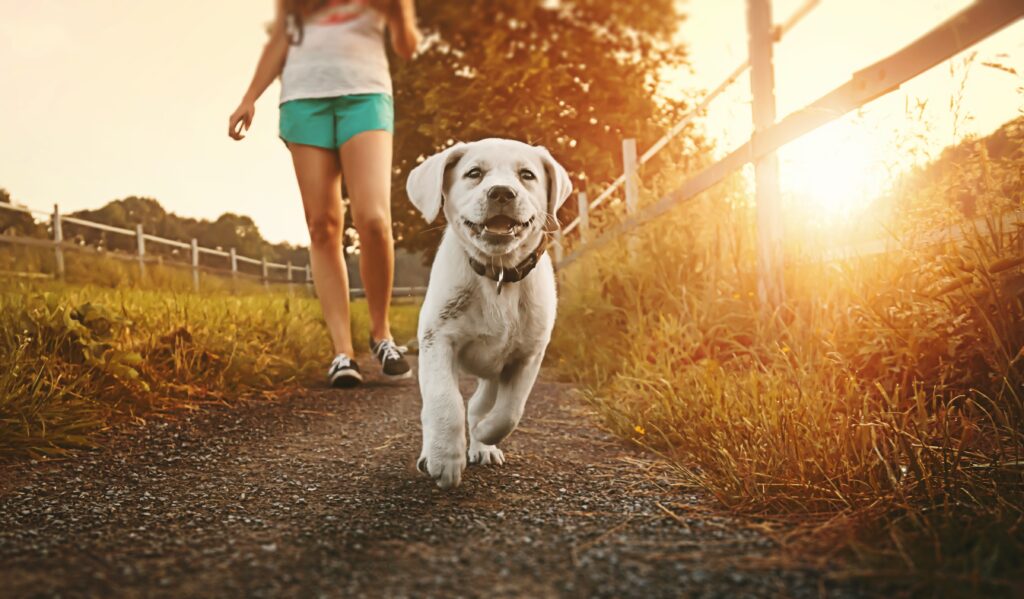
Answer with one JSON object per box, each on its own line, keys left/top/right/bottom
{"left": 305, "top": 264, "right": 312, "bottom": 289}
{"left": 286, "top": 261, "right": 294, "bottom": 294}
{"left": 135, "top": 224, "right": 146, "bottom": 277}
{"left": 623, "top": 138, "right": 639, "bottom": 216}
{"left": 229, "top": 248, "right": 238, "bottom": 277}
{"left": 577, "top": 191, "right": 589, "bottom": 244}
{"left": 553, "top": 225, "right": 564, "bottom": 265}
{"left": 747, "top": 0, "right": 785, "bottom": 308}
{"left": 51, "top": 204, "right": 65, "bottom": 279}
{"left": 190, "top": 238, "right": 200, "bottom": 292}
{"left": 261, "top": 257, "right": 269, "bottom": 288}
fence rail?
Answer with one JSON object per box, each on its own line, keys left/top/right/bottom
{"left": 559, "top": 0, "right": 821, "bottom": 239}
{"left": 0, "top": 201, "right": 424, "bottom": 298}
{"left": 553, "top": 0, "right": 1024, "bottom": 304}
{"left": 817, "top": 213, "right": 1024, "bottom": 263}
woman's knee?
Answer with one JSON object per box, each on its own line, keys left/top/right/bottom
{"left": 306, "top": 213, "right": 343, "bottom": 247}
{"left": 353, "top": 213, "right": 392, "bottom": 242}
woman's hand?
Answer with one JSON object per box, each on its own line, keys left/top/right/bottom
{"left": 228, "top": 99, "right": 256, "bottom": 140}
{"left": 392, "top": 19, "right": 423, "bottom": 59}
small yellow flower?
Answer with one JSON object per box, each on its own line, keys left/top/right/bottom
{"left": 634, "top": 424, "right": 646, "bottom": 435}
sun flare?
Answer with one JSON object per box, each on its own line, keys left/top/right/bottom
{"left": 778, "top": 119, "right": 893, "bottom": 225}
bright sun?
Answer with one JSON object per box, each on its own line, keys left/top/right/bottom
{"left": 777, "top": 119, "right": 893, "bottom": 225}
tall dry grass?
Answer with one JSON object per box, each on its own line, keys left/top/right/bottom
{"left": 0, "top": 274, "right": 420, "bottom": 459}
{"left": 550, "top": 121, "right": 1024, "bottom": 592}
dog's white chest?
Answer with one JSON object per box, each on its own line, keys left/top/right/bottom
{"left": 455, "top": 287, "right": 548, "bottom": 378}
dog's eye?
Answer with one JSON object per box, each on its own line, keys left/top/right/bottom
{"left": 464, "top": 167, "right": 483, "bottom": 179}
{"left": 519, "top": 169, "right": 536, "bottom": 181}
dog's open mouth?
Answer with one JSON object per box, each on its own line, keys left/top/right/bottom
{"left": 463, "top": 215, "right": 534, "bottom": 238}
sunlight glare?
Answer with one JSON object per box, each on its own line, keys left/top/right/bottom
{"left": 778, "top": 119, "right": 892, "bottom": 226}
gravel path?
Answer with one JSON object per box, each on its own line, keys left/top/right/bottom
{"left": 0, "top": 360, "right": 864, "bottom": 598}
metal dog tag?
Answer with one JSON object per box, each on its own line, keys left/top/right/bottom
{"left": 496, "top": 268, "right": 505, "bottom": 295}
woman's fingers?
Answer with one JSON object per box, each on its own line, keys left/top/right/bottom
{"left": 228, "top": 112, "right": 244, "bottom": 140}
{"left": 228, "top": 106, "right": 254, "bottom": 140}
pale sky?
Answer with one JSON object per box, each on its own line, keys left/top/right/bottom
{"left": 1, "top": 1, "right": 1022, "bottom": 244}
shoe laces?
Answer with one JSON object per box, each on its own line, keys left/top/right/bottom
{"left": 375, "top": 339, "right": 401, "bottom": 362}
{"left": 331, "top": 353, "right": 353, "bottom": 368}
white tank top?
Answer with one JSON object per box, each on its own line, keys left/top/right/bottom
{"left": 279, "top": 1, "right": 392, "bottom": 104}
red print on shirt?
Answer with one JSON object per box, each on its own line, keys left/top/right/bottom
{"left": 318, "top": 0, "right": 368, "bottom": 25}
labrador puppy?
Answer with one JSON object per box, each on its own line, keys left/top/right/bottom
{"left": 406, "top": 138, "right": 572, "bottom": 489}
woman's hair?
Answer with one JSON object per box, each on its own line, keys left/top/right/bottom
{"left": 284, "top": 0, "right": 327, "bottom": 44}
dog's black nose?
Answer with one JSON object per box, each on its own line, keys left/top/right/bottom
{"left": 486, "top": 185, "right": 517, "bottom": 203}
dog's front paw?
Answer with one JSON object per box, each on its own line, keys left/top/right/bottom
{"left": 468, "top": 442, "right": 505, "bottom": 466}
{"left": 416, "top": 448, "right": 467, "bottom": 489}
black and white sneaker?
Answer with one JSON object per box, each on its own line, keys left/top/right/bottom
{"left": 370, "top": 336, "right": 412, "bottom": 380}
{"left": 327, "top": 353, "right": 363, "bottom": 388}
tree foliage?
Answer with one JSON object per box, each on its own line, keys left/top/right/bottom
{"left": 389, "top": 0, "right": 709, "bottom": 253}
{"left": 0, "top": 188, "right": 44, "bottom": 237}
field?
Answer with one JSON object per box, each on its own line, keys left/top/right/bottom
{"left": 0, "top": 254, "right": 420, "bottom": 459}
{"left": 549, "top": 120, "right": 1024, "bottom": 592}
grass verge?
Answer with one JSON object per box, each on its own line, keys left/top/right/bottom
{"left": 0, "top": 275, "right": 419, "bottom": 459}
{"left": 550, "top": 135, "right": 1024, "bottom": 594}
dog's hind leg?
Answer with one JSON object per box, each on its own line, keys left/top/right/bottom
{"left": 471, "top": 353, "right": 544, "bottom": 447}
{"left": 467, "top": 378, "right": 504, "bottom": 465}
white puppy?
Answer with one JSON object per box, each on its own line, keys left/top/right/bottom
{"left": 406, "top": 138, "right": 572, "bottom": 489}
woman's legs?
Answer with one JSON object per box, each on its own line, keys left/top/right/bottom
{"left": 289, "top": 143, "right": 356, "bottom": 357}
{"left": 340, "top": 130, "right": 395, "bottom": 342}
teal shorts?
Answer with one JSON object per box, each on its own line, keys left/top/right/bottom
{"left": 279, "top": 93, "right": 394, "bottom": 149}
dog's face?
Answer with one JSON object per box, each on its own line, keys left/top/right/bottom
{"left": 406, "top": 139, "right": 572, "bottom": 258}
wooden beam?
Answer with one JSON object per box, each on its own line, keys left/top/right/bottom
{"left": 191, "top": 238, "right": 200, "bottom": 292}
{"left": 747, "top": 0, "right": 785, "bottom": 307}
{"left": 577, "top": 192, "right": 590, "bottom": 243}
{"left": 52, "top": 204, "right": 65, "bottom": 279}
{"left": 135, "top": 224, "right": 147, "bottom": 277}
{"left": 623, "top": 138, "right": 639, "bottom": 216}
{"left": 556, "top": 0, "right": 1024, "bottom": 271}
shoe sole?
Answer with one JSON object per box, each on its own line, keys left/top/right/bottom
{"left": 381, "top": 369, "right": 413, "bottom": 381}
{"left": 329, "top": 369, "right": 364, "bottom": 389}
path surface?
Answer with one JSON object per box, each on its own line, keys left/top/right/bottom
{"left": 0, "top": 360, "right": 856, "bottom": 598}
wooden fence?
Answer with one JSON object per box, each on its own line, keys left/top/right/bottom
{"left": 0, "top": 201, "right": 426, "bottom": 297}
{"left": 551, "top": 0, "right": 1024, "bottom": 306}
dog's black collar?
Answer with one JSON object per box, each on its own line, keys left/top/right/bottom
{"left": 467, "top": 237, "right": 548, "bottom": 294}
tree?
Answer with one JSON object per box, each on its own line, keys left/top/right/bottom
{"left": 197, "top": 213, "right": 265, "bottom": 257}
{"left": 388, "top": 0, "right": 708, "bottom": 254}
{"left": 0, "top": 188, "right": 44, "bottom": 237}
{"left": 68, "top": 196, "right": 174, "bottom": 252}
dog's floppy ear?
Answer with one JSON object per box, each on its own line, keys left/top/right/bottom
{"left": 406, "top": 142, "right": 468, "bottom": 223}
{"left": 536, "top": 146, "right": 573, "bottom": 219}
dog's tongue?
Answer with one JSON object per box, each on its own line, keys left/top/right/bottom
{"left": 483, "top": 215, "right": 517, "bottom": 234}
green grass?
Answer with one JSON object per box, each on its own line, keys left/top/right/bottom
{"left": 0, "top": 270, "right": 420, "bottom": 459}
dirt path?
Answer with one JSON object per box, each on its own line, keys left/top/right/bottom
{"left": 0, "top": 360, "right": 862, "bottom": 598}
